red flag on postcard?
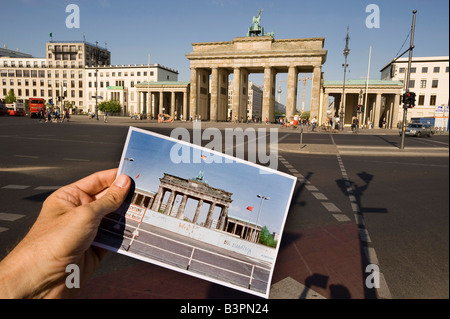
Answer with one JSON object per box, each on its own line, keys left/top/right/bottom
{"left": 136, "top": 174, "right": 140, "bottom": 179}
{"left": 246, "top": 206, "right": 254, "bottom": 212}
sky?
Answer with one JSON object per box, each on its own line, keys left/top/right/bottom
{"left": 120, "top": 128, "right": 296, "bottom": 235}
{"left": 1, "top": 0, "right": 449, "bottom": 110}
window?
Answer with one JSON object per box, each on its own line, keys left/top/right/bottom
{"left": 420, "top": 80, "right": 427, "bottom": 88}
{"left": 433, "top": 67, "right": 440, "bottom": 73}
{"left": 430, "top": 95, "right": 436, "bottom": 106}
{"left": 399, "top": 67, "right": 405, "bottom": 73}
{"left": 418, "top": 95, "right": 425, "bottom": 106}
{"left": 446, "top": 66, "right": 449, "bottom": 73}
{"left": 408, "top": 79, "right": 415, "bottom": 89}
{"left": 432, "top": 80, "right": 439, "bottom": 88}
{"left": 410, "top": 67, "right": 416, "bottom": 73}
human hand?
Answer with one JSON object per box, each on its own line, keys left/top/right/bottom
{"left": 0, "top": 169, "right": 131, "bottom": 298}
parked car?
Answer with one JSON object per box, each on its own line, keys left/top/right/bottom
{"left": 400, "top": 123, "right": 433, "bottom": 137}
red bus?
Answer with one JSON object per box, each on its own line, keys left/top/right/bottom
{"left": 29, "top": 98, "right": 45, "bottom": 117}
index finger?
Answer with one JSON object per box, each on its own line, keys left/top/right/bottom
{"left": 70, "top": 168, "right": 119, "bottom": 196}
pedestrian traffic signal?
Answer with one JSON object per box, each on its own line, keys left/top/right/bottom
{"left": 357, "top": 105, "right": 364, "bottom": 112}
{"left": 403, "top": 92, "right": 416, "bottom": 108}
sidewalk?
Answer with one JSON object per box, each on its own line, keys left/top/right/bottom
{"left": 69, "top": 115, "right": 448, "bottom": 158}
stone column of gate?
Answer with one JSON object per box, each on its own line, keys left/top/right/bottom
{"left": 286, "top": 66, "right": 298, "bottom": 122}
{"left": 151, "top": 186, "right": 164, "bottom": 212}
{"left": 310, "top": 66, "right": 322, "bottom": 120}
{"left": 218, "top": 69, "right": 229, "bottom": 121}
{"left": 190, "top": 68, "right": 198, "bottom": 119}
{"left": 183, "top": 91, "right": 188, "bottom": 121}
{"left": 239, "top": 69, "right": 249, "bottom": 122}
{"left": 148, "top": 92, "right": 154, "bottom": 118}
{"left": 205, "top": 202, "right": 216, "bottom": 228}
{"left": 262, "top": 67, "right": 275, "bottom": 123}
{"left": 218, "top": 206, "right": 228, "bottom": 230}
{"left": 170, "top": 91, "right": 176, "bottom": 119}
{"left": 193, "top": 199, "right": 204, "bottom": 224}
{"left": 176, "top": 194, "right": 188, "bottom": 219}
{"left": 159, "top": 91, "right": 164, "bottom": 115}
{"left": 137, "top": 91, "right": 141, "bottom": 114}
{"left": 232, "top": 67, "right": 241, "bottom": 122}
{"left": 373, "top": 93, "right": 382, "bottom": 128}
{"left": 391, "top": 93, "right": 400, "bottom": 129}
{"left": 210, "top": 67, "right": 219, "bottom": 122}
{"left": 163, "top": 190, "right": 176, "bottom": 215}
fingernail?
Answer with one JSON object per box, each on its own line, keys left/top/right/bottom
{"left": 114, "top": 174, "right": 129, "bottom": 188}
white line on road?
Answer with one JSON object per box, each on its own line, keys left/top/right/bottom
{"left": 14, "top": 155, "right": 39, "bottom": 159}
{"left": 1, "top": 185, "right": 30, "bottom": 190}
{"left": 34, "top": 186, "right": 61, "bottom": 191}
{"left": 321, "top": 202, "right": 342, "bottom": 213}
{"left": 0, "top": 213, "right": 25, "bottom": 221}
{"left": 63, "top": 158, "right": 91, "bottom": 162}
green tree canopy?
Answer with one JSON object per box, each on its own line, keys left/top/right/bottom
{"left": 98, "top": 100, "right": 121, "bottom": 113}
{"left": 5, "top": 89, "right": 16, "bottom": 104}
{"left": 259, "top": 226, "right": 278, "bottom": 248}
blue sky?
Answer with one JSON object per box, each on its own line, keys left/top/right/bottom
{"left": 1, "top": 0, "right": 449, "bottom": 109}
{"left": 120, "top": 128, "right": 296, "bottom": 235}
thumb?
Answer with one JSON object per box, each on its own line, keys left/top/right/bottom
{"left": 88, "top": 174, "right": 131, "bottom": 218}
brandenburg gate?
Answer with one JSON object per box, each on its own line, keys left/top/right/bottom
{"left": 148, "top": 173, "right": 233, "bottom": 230}
{"left": 186, "top": 12, "right": 327, "bottom": 122}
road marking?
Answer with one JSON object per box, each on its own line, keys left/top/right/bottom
{"left": 278, "top": 154, "right": 345, "bottom": 222}
{"left": 332, "top": 214, "right": 351, "bottom": 222}
{"left": 2, "top": 185, "right": 30, "bottom": 190}
{"left": 34, "top": 186, "right": 61, "bottom": 191}
{"left": 0, "top": 213, "right": 25, "bottom": 221}
{"left": 14, "top": 155, "right": 39, "bottom": 159}
{"left": 321, "top": 202, "right": 342, "bottom": 213}
{"left": 330, "top": 134, "right": 392, "bottom": 299}
{"left": 63, "top": 158, "right": 91, "bottom": 162}
{"left": 311, "top": 192, "right": 328, "bottom": 200}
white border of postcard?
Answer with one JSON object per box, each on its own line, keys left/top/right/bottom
{"left": 93, "top": 126, "right": 296, "bottom": 298}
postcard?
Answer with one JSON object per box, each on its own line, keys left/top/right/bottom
{"left": 93, "top": 126, "right": 296, "bottom": 298}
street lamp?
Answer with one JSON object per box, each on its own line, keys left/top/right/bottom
{"left": 340, "top": 26, "right": 350, "bottom": 131}
{"left": 253, "top": 194, "right": 270, "bottom": 243}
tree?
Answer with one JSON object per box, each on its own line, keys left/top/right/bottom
{"left": 98, "top": 100, "right": 121, "bottom": 113}
{"left": 258, "top": 226, "right": 278, "bottom": 248}
{"left": 300, "top": 111, "right": 310, "bottom": 119}
{"left": 5, "top": 89, "right": 16, "bottom": 104}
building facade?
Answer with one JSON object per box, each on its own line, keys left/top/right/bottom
{"left": 380, "top": 56, "right": 449, "bottom": 123}
{"left": 324, "top": 80, "right": 403, "bottom": 128}
{"left": 85, "top": 64, "right": 178, "bottom": 116}
{"left": 0, "top": 41, "right": 179, "bottom": 115}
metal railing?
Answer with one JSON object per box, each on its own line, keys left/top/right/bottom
{"left": 98, "top": 216, "right": 271, "bottom": 292}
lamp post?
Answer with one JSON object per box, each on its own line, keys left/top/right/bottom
{"left": 340, "top": 26, "right": 350, "bottom": 131}
{"left": 252, "top": 194, "right": 270, "bottom": 243}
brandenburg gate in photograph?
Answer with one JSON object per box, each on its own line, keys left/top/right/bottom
{"left": 186, "top": 12, "right": 328, "bottom": 122}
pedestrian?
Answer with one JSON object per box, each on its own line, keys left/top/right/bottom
{"left": 104, "top": 110, "right": 108, "bottom": 123}
{"left": 47, "top": 109, "right": 52, "bottom": 123}
{"left": 311, "top": 116, "right": 318, "bottom": 131}
{"left": 0, "top": 169, "right": 131, "bottom": 298}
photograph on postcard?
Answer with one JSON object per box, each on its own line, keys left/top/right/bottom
{"left": 93, "top": 127, "right": 296, "bottom": 298}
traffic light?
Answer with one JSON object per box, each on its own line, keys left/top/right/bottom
{"left": 403, "top": 92, "right": 416, "bottom": 108}
{"left": 357, "top": 105, "right": 364, "bottom": 112}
